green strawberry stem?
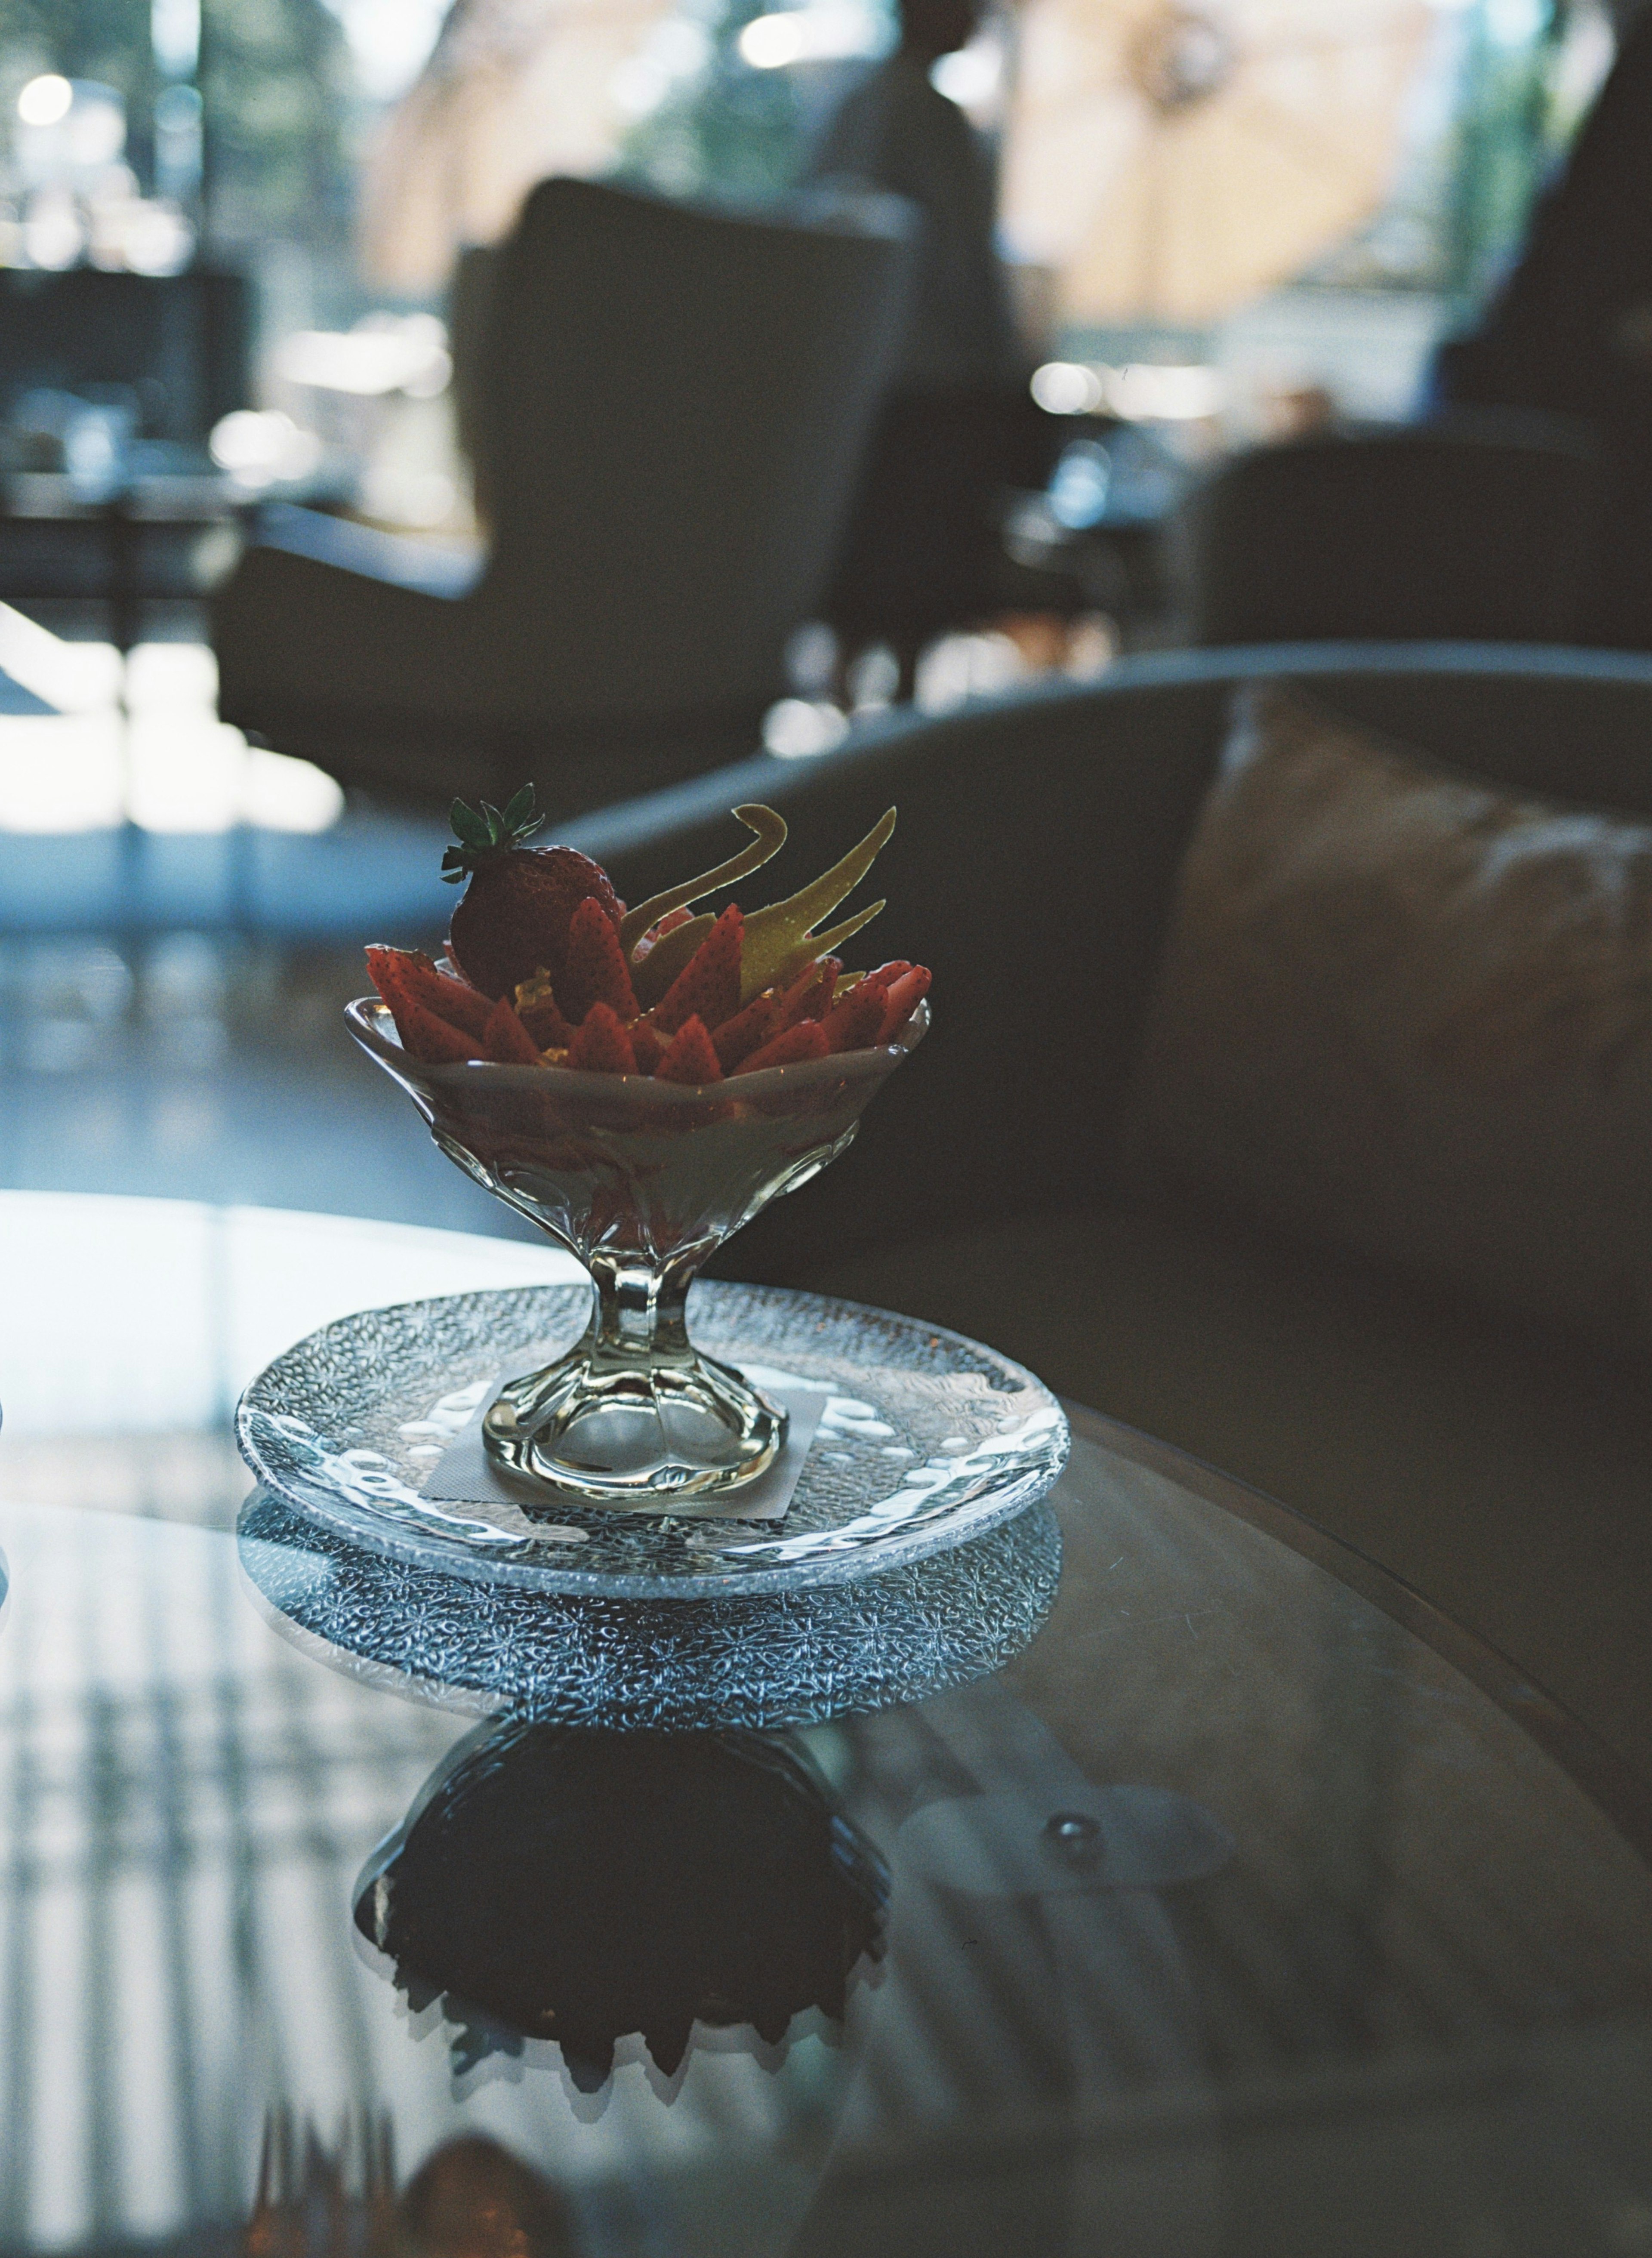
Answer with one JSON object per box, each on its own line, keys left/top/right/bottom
{"left": 439, "top": 784, "right": 542, "bottom": 884}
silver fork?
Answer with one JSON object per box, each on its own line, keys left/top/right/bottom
{"left": 245, "top": 2104, "right": 398, "bottom": 2258}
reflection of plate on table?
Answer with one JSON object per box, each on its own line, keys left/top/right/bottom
{"left": 234, "top": 1282, "right": 1070, "bottom": 1600}
{"left": 237, "top": 1490, "right": 1063, "bottom": 1731}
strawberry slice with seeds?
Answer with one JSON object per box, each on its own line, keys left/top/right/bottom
{"left": 772, "top": 956, "right": 837, "bottom": 1032}
{"left": 629, "top": 1019, "right": 666, "bottom": 1074}
{"left": 567, "top": 1000, "right": 637, "bottom": 1074}
{"left": 482, "top": 996, "right": 543, "bottom": 1064}
{"left": 430, "top": 973, "right": 494, "bottom": 1038}
{"left": 393, "top": 996, "right": 486, "bottom": 1064}
{"left": 560, "top": 897, "right": 640, "bottom": 1024}
{"left": 654, "top": 904, "right": 743, "bottom": 1035}
{"left": 710, "top": 990, "right": 781, "bottom": 1072}
{"left": 655, "top": 1015, "right": 723, "bottom": 1084}
{"left": 876, "top": 964, "right": 931, "bottom": 1040}
{"left": 789, "top": 956, "right": 841, "bottom": 1025}
{"left": 818, "top": 981, "right": 888, "bottom": 1053}
{"left": 735, "top": 1020, "right": 831, "bottom": 1074}
{"left": 367, "top": 945, "right": 494, "bottom": 1041}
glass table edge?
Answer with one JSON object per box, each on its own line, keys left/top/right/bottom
{"left": 1067, "top": 1398, "right": 1652, "bottom": 1868}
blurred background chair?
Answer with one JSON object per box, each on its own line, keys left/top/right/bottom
{"left": 1171, "top": 420, "right": 1606, "bottom": 648}
{"left": 212, "top": 176, "right": 914, "bottom": 817}
{"left": 587, "top": 641, "right": 1652, "bottom": 1783}
{"left": 819, "top": 383, "right": 1082, "bottom": 696}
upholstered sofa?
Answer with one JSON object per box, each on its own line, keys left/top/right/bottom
{"left": 585, "top": 642, "right": 1652, "bottom": 1787}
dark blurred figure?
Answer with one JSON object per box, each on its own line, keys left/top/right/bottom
{"left": 1433, "top": 9, "right": 1652, "bottom": 647}
{"left": 806, "top": 0, "right": 1064, "bottom": 687}
{"left": 808, "top": 0, "right": 1020, "bottom": 388}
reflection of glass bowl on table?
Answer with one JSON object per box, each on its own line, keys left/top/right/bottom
{"left": 345, "top": 996, "right": 927, "bottom": 1511}
{"left": 353, "top": 1715, "right": 888, "bottom": 2092}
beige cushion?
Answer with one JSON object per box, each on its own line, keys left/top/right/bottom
{"left": 797, "top": 1207, "right": 1652, "bottom": 1783}
{"left": 1126, "top": 682, "right": 1652, "bottom": 1354}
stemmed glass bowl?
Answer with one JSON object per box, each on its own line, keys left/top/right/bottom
{"left": 346, "top": 996, "right": 926, "bottom": 1510}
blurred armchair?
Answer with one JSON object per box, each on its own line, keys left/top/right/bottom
{"left": 581, "top": 643, "right": 1652, "bottom": 1782}
{"left": 211, "top": 177, "right": 914, "bottom": 814}
{"left": 1172, "top": 418, "right": 1606, "bottom": 647}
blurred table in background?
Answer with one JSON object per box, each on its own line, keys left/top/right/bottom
{"left": 0, "top": 467, "right": 250, "bottom": 631}
{"left": 0, "top": 266, "right": 249, "bottom": 447}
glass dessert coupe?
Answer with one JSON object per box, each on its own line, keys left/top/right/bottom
{"left": 346, "top": 994, "right": 927, "bottom": 1511}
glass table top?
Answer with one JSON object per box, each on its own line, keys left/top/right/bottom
{"left": 1, "top": 1190, "right": 1650, "bottom": 2258}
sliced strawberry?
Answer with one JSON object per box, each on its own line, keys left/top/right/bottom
{"left": 365, "top": 943, "right": 416, "bottom": 1021}
{"left": 629, "top": 1018, "right": 666, "bottom": 1074}
{"left": 655, "top": 1015, "right": 724, "bottom": 1084}
{"left": 862, "top": 959, "right": 913, "bottom": 994}
{"left": 517, "top": 988, "right": 573, "bottom": 1049}
{"left": 367, "top": 945, "right": 494, "bottom": 1040}
{"left": 711, "top": 990, "right": 781, "bottom": 1072}
{"left": 819, "top": 981, "right": 888, "bottom": 1053}
{"left": 655, "top": 904, "right": 743, "bottom": 1035}
{"left": 482, "top": 995, "right": 542, "bottom": 1064}
{"left": 877, "top": 964, "right": 931, "bottom": 1040}
{"left": 773, "top": 955, "right": 838, "bottom": 1032}
{"left": 395, "top": 996, "right": 486, "bottom": 1064}
{"left": 735, "top": 1020, "right": 831, "bottom": 1074}
{"left": 560, "top": 896, "right": 640, "bottom": 1024}
{"left": 771, "top": 965, "right": 814, "bottom": 1029}
{"left": 431, "top": 975, "right": 494, "bottom": 1039}
{"left": 566, "top": 1000, "right": 637, "bottom": 1074}
{"left": 789, "top": 956, "right": 841, "bottom": 1026}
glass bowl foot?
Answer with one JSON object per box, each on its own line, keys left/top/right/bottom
{"left": 483, "top": 1349, "right": 787, "bottom": 1508}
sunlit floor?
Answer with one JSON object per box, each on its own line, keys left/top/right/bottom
{"left": 0, "top": 605, "right": 531, "bottom": 1264}
{"left": 0, "top": 604, "right": 344, "bottom": 836}
{"left": 0, "top": 932, "right": 536, "bottom": 1230}
{"left": 0, "top": 605, "right": 460, "bottom": 941}
{"left": 0, "top": 937, "right": 546, "bottom": 1527}
{"left": 0, "top": 603, "right": 1103, "bottom": 1284}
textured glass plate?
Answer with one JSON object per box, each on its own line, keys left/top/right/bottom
{"left": 238, "top": 1488, "right": 1063, "bottom": 1731}
{"left": 234, "top": 1282, "right": 1069, "bottom": 1598}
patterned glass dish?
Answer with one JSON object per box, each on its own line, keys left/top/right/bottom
{"left": 345, "top": 995, "right": 926, "bottom": 1508}
{"left": 234, "top": 1281, "right": 1071, "bottom": 1600}
{"left": 237, "top": 1486, "right": 1064, "bottom": 1730}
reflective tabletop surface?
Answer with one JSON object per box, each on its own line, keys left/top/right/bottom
{"left": 2, "top": 1191, "right": 1651, "bottom": 2258}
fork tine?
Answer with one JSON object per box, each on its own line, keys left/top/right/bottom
{"left": 254, "top": 2113, "right": 275, "bottom": 2213}
{"left": 246, "top": 2102, "right": 296, "bottom": 2258}
{"left": 364, "top": 2113, "right": 397, "bottom": 2258}
{"left": 276, "top": 2101, "right": 294, "bottom": 2209}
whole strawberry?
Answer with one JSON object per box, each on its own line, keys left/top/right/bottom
{"left": 442, "top": 787, "right": 625, "bottom": 1000}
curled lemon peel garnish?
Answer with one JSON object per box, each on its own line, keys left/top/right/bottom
{"left": 738, "top": 808, "right": 896, "bottom": 1003}
{"left": 619, "top": 804, "right": 788, "bottom": 963}
{"left": 573, "top": 802, "right": 897, "bottom": 1015}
